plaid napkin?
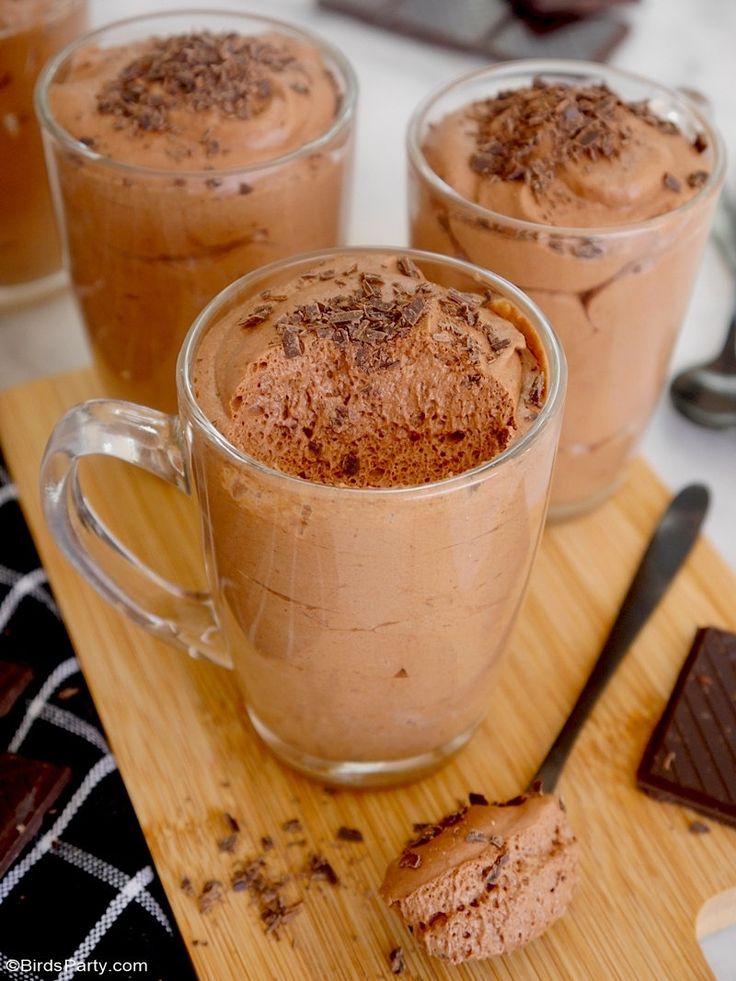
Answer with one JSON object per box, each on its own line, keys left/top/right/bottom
{"left": 0, "top": 456, "right": 195, "bottom": 981}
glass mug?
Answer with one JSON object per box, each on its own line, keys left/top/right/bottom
{"left": 407, "top": 60, "right": 725, "bottom": 518}
{"left": 0, "top": 0, "right": 88, "bottom": 306}
{"left": 36, "top": 10, "right": 357, "bottom": 412}
{"left": 41, "top": 248, "right": 566, "bottom": 787}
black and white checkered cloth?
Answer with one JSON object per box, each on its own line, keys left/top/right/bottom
{"left": 0, "top": 456, "right": 195, "bottom": 981}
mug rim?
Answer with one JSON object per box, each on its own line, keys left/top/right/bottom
{"left": 407, "top": 58, "right": 726, "bottom": 240}
{"left": 177, "top": 246, "right": 567, "bottom": 498}
{"left": 34, "top": 7, "right": 358, "bottom": 179}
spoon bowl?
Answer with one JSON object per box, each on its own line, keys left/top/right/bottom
{"left": 670, "top": 313, "right": 736, "bottom": 428}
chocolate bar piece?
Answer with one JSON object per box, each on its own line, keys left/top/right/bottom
{"left": 0, "top": 753, "right": 71, "bottom": 876}
{"left": 0, "top": 661, "right": 33, "bottom": 718}
{"left": 637, "top": 627, "right": 736, "bottom": 827}
{"left": 318, "top": 0, "right": 631, "bottom": 62}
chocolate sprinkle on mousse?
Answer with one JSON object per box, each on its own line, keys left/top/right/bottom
{"left": 663, "top": 172, "right": 682, "bottom": 192}
{"left": 96, "top": 31, "right": 301, "bottom": 135}
{"left": 399, "top": 850, "right": 422, "bottom": 869}
{"left": 468, "top": 80, "right": 691, "bottom": 195}
{"left": 687, "top": 170, "right": 709, "bottom": 189}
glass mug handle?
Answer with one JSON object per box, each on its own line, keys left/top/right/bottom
{"left": 40, "top": 399, "right": 232, "bottom": 668}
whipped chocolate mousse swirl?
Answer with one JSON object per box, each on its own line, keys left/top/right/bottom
{"left": 413, "top": 72, "right": 720, "bottom": 513}
{"left": 43, "top": 16, "right": 354, "bottom": 412}
{"left": 194, "top": 254, "right": 545, "bottom": 487}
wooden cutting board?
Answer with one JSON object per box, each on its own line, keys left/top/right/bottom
{"left": 1, "top": 369, "right": 734, "bottom": 981}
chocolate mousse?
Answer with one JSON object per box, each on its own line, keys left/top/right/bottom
{"left": 193, "top": 253, "right": 545, "bottom": 487}
{"left": 380, "top": 791, "right": 578, "bottom": 964}
{"left": 412, "top": 73, "right": 721, "bottom": 513}
{"left": 43, "top": 18, "right": 354, "bottom": 410}
{"left": 0, "top": 0, "right": 87, "bottom": 289}
{"left": 187, "top": 251, "right": 562, "bottom": 773}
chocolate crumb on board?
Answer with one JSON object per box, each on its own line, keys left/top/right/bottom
{"left": 336, "top": 826, "right": 364, "bottom": 843}
{"left": 282, "top": 818, "right": 303, "bottom": 834}
{"left": 394, "top": 668, "right": 408, "bottom": 678}
{"left": 388, "top": 945, "right": 406, "bottom": 974}
{"left": 224, "top": 812, "right": 240, "bottom": 833}
{"left": 198, "top": 879, "right": 223, "bottom": 914}
{"left": 217, "top": 833, "right": 238, "bottom": 854}
{"left": 307, "top": 853, "right": 340, "bottom": 885}
{"left": 637, "top": 626, "right": 736, "bottom": 829}
{"left": 0, "top": 661, "right": 33, "bottom": 717}
{"left": 261, "top": 834, "right": 274, "bottom": 851}
{"left": 180, "top": 877, "right": 194, "bottom": 896}
{"left": 688, "top": 820, "right": 710, "bottom": 834}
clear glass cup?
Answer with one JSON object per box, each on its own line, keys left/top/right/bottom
{"left": 0, "top": 0, "right": 87, "bottom": 306}
{"left": 407, "top": 60, "right": 725, "bottom": 519}
{"left": 35, "top": 10, "right": 357, "bottom": 412}
{"left": 40, "top": 247, "right": 566, "bottom": 787}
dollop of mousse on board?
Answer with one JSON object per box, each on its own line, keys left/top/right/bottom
{"left": 380, "top": 790, "right": 578, "bottom": 965}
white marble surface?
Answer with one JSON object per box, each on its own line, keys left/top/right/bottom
{"left": 0, "top": 1, "right": 735, "bottom": 973}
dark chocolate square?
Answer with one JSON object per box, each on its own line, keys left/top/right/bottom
{"left": 0, "top": 753, "right": 71, "bottom": 876}
{"left": 0, "top": 660, "right": 33, "bottom": 718}
{"left": 637, "top": 627, "right": 736, "bottom": 827}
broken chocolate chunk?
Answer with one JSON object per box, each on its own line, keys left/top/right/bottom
{"left": 637, "top": 627, "right": 736, "bottom": 828}
{"left": 0, "top": 753, "right": 70, "bottom": 877}
{"left": 0, "top": 661, "right": 33, "bottom": 718}
{"left": 198, "top": 879, "right": 223, "bottom": 914}
{"left": 307, "top": 853, "right": 340, "bottom": 885}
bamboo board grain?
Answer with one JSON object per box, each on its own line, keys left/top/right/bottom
{"left": 1, "top": 369, "right": 735, "bottom": 981}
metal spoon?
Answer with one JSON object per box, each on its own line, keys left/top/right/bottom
{"left": 670, "top": 194, "right": 736, "bottom": 429}
{"left": 533, "top": 483, "right": 709, "bottom": 792}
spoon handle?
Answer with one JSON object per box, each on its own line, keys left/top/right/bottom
{"left": 712, "top": 310, "right": 736, "bottom": 372}
{"left": 530, "top": 484, "right": 710, "bottom": 793}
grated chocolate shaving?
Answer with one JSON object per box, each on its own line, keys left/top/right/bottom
{"left": 96, "top": 31, "right": 302, "bottom": 136}
{"left": 468, "top": 80, "right": 691, "bottom": 196}
{"left": 687, "top": 170, "right": 709, "bottom": 189}
{"left": 399, "top": 850, "right": 422, "bottom": 869}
